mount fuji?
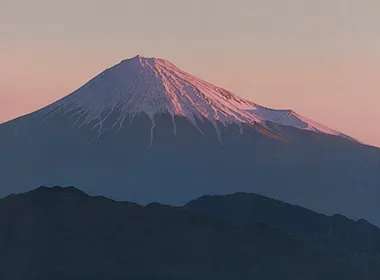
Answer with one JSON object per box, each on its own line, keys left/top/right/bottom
{"left": 41, "top": 55, "right": 353, "bottom": 141}
{"left": 0, "top": 56, "right": 379, "bottom": 225}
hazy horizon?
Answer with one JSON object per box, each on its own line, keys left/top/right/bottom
{"left": 1, "top": 0, "right": 379, "bottom": 147}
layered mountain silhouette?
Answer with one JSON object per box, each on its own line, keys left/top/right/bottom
{"left": 186, "top": 193, "right": 380, "bottom": 278}
{"left": 0, "top": 56, "right": 379, "bottom": 226}
{"left": 1, "top": 186, "right": 379, "bottom": 280}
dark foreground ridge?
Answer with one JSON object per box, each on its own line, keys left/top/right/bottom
{"left": 1, "top": 186, "right": 380, "bottom": 280}
{"left": 186, "top": 192, "right": 380, "bottom": 278}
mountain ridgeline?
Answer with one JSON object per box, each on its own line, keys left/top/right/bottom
{"left": 1, "top": 186, "right": 380, "bottom": 279}
{"left": 186, "top": 192, "right": 380, "bottom": 277}
{"left": 0, "top": 56, "right": 379, "bottom": 226}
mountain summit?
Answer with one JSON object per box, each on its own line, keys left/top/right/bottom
{"left": 0, "top": 56, "right": 379, "bottom": 226}
{"left": 50, "top": 56, "right": 260, "bottom": 129}
{"left": 42, "top": 55, "right": 352, "bottom": 142}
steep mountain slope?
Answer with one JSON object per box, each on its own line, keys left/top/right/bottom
{"left": 0, "top": 56, "right": 379, "bottom": 226}
{"left": 38, "top": 55, "right": 350, "bottom": 139}
{"left": 0, "top": 186, "right": 364, "bottom": 280}
{"left": 186, "top": 192, "right": 380, "bottom": 277}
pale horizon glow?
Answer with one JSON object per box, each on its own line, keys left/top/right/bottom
{"left": 1, "top": 0, "right": 379, "bottom": 147}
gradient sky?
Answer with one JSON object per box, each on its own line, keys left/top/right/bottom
{"left": 1, "top": 0, "right": 379, "bottom": 146}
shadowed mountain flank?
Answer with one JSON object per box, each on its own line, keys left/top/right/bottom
{"left": 0, "top": 56, "right": 379, "bottom": 226}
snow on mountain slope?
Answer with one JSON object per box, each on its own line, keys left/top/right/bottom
{"left": 44, "top": 55, "right": 260, "bottom": 134}
{"left": 41, "top": 55, "right": 354, "bottom": 141}
{"left": 245, "top": 106, "right": 355, "bottom": 141}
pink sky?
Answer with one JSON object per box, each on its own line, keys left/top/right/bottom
{"left": 1, "top": 0, "right": 379, "bottom": 147}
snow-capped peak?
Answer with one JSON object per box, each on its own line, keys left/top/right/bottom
{"left": 44, "top": 55, "right": 354, "bottom": 141}
{"left": 49, "top": 55, "right": 260, "bottom": 131}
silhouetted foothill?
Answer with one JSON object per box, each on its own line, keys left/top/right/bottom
{"left": 186, "top": 192, "right": 380, "bottom": 278}
{"left": 1, "top": 186, "right": 376, "bottom": 280}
